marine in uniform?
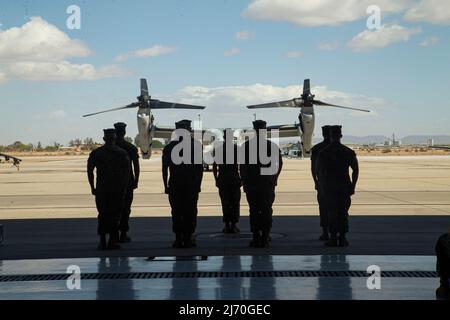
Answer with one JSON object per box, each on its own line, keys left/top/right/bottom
{"left": 162, "top": 120, "right": 203, "bottom": 248}
{"left": 435, "top": 229, "right": 450, "bottom": 299}
{"left": 114, "top": 122, "right": 140, "bottom": 243}
{"left": 240, "top": 120, "right": 283, "bottom": 248}
{"left": 310, "top": 125, "right": 331, "bottom": 241}
{"left": 213, "top": 130, "right": 241, "bottom": 234}
{"left": 87, "top": 129, "right": 130, "bottom": 250}
{"left": 316, "top": 125, "right": 359, "bottom": 247}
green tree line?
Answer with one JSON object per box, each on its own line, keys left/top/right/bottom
{"left": 0, "top": 136, "right": 164, "bottom": 152}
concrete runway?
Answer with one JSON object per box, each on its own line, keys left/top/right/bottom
{"left": 1, "top": 155, "right": 450, "bottom": 219}
{"left": 0, "top": 154, "right": 449, "bottom": 260}
{"left": 0, "top": 154, "right": 449, "bottom": 303}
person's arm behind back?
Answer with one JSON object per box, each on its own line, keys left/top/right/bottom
{"left": 162, "top": 146, "right": 170, "bottom": 194}
{"left": 132, "top": 146, "right": 140, "bottom": 189}
{"left": 87, "top": 152, "right": 96, "bottom": 195}
{"left": 310, "top": 148, "right": 318, "bottom": 189}
{"left": 350, "top": 153, "right": 359, "bottom": 195}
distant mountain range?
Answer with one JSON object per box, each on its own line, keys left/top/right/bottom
{"left": 399, "top": 135, "right": 450, "bottom": 145}
{"left": 305, "top": 135, "right": 450, "bottom": 145}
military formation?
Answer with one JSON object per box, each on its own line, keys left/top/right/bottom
{"left": 87, "top": 120, "right": 358, "bottom": 250}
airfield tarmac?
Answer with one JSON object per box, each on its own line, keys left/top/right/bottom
{"left": 1, "top": 154, "right": 449, "bottom": 219}
{"left": 1, "top": 153, "right": 449, "bottom": 260}
{"left": 1, "top": 155, "right": 449, "bottom": 300}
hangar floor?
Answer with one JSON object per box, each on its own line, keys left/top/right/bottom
{"left": 0, "top": 255, "right": 438, "bottom": 300}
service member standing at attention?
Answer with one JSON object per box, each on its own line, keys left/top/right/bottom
{"left": 87, "top": 129, "right": 130, "bottom": 250}
{"left": 162, "top": 120, "right": 203, "bottom": 248}
{"left": 310, "top": 125, "right": 331, "bottom": 241}
{"left": 213, "top": 130, "right": 242, "bottom": 234}
{"left": 240, "top": 120, "right": 283, "bottom": 248}
{"left": 114, "top": 122, "right": 140, "bottom": 243}
{"left": 316, "top": 125, "right": 359, "bottom": 247}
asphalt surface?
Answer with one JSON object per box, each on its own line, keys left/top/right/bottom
{"left": 1, "top": 155, "right": 449, "bottom": 260}
{"left": 0, "top": 215, "right": 447, "bottom": 260}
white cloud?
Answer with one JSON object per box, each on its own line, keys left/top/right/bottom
{"left": 318, "top": 41, "right": 339, "bottom": 51}
{"left": 224, "top": 48, "right": 240, "bottom": 57}
{"left": 115, "top": 45, "right": 178, "bottom": 62}
{"left": 158, "top": 83, "right": 382, "bottom": 130}
{"left": 174, "top": 84, "right": 384, "bottom": 114}
{"left": 236, "top": 30, "right": 254, "bottom": 41}
{"left": 4, "top": 62, "right": 129, "bottom": 82}
{"left": 420, "top": 36, "right": 439, "bottom": 47}
{"left": 0, "top": 71, "right": 7, "bottom": 84}
{"left": 404, "top": 0, "right": 450, "bottom": 25}
{"left": 0, "top": 17, "right": 128, "bottom": 83}
{"left": 348, "top": 25, "right": 422, "bottom": 51}
{"left": 0, "top": 17, "right": 92, "bottom": 62}
{"left": 243, "top": 0, "right": 411, "bottom": 27}
{"left": 176, "top": 84, "right": 299, "bottom": 108}
{"left": 286, "top": 51, "right": 304, "bottom": 58}
{"left": 48, "top": 110, "right": 66, "bottom": 120}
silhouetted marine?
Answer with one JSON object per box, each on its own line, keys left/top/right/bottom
{"left": 162, "top": 120, "right": 203, "bottom": 248}
{"left": 213, "top": 133, "right": 242, "bottom": 234}
{"left": 240, "top": 120, "right": 283, "bottom": 248}
{"left": 88, "top": 128, "right": 130, "bottom": 250}
{"left": 311, "top": 125, "right": 331, "bottom": 241}
{"left": 114, "top": 122, "right": 140, "bottom": 243}
{"left": 316, "top": 125, "right": 359, "bottom": 247}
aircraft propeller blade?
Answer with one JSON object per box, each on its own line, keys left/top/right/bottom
{"left": 303, "top": 79, "right": 311, "bottom": 95}
{"left": 82, "top": 102, "right": 140, "bottom": 117}
{"left": 247, "top": 99, "right": 298, "bottom": 109}
{"left": 140, "top": 78, "right": 149, "bottom": 100}
{"left": 150, "top": 100, "right": 206, "bottom": 110}
{"left": 312, "top": 100, "right": 371, "bottom": 113}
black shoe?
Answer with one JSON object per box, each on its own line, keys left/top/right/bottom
{"left": 119, "top": 232, "right": 132, "bottom": 243}
{"left": 183, "top": 234, "right": 197, "bottom": 248}
{"left": 230, "top": 223, "right": 240, "bottom": 234}
{"left": 339, "top": 237, "right": 349, "bottom": 247}
{"left": 107, "top": 242, "right": 121, "bottom": 250}
{"left": 223, "top": 223, "right": 232, "bottom": 234}
{"left": 172, "top": 239, "right": 183, "bottom": 248}
{"left": 249, "top": 232, "right": 261, "bottom": 248}
{"left": 172, "top": 233, "right": 183, "bottom": 248}
{"left": 325, "top": 239, "right": 338, "bottom": 247}
{"left": 249, "top": 239, "right": 260, "bottom": 248}
{"left": 319, "top": 233, "right": 330, "bottom": 241}
{"left": 260, "top": 232, "right": 271, "bottom": 248}
{"left": 260, "top": 238, "right": 270, "bottom": 248}
{"left": 98, "top": 235, "right": 107, "bottom": 250}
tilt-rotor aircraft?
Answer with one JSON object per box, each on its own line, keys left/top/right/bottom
{"left": 83, "top": 79, "right": 206, "bottom": 159}
{"left": 247, "top": 79, "right": 371, "bottom": 157}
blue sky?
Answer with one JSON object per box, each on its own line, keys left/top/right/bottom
{"left": 0, "top": 0, "right": 449, "bottom": 145}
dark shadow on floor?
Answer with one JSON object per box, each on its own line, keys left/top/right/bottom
{"left": 0, "top": 216, "right": 448, "bottom": 260}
